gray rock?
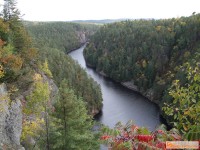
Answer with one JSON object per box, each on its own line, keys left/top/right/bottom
{"left": 0, "top": 83, "right": 24, "bottom": 149}
{"left": 77, "top": 31, "right": 87, "bottom": 44}
{"left": 121, "top": 81, "right": 138, "bottom": 91}
{"left": 0, "top": 73, "right": 58, "bottom": 149}
{"left": 6, "top": 98, "right": 22, "bottom": 146}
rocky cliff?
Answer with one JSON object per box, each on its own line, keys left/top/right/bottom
{"left": 77, "top": 31, "right": 87, "bottom": 44}
{"left": 0, "top": 72, "right": 58, "bottom": 149}
{"left": 0, "top": 83, "right": 24, "bottom": 150}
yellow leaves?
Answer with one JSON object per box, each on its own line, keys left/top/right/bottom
{"left": 33, "top": 73, "right": 42, "bottom": 81}
{"left": 24, "top": 74, "right": 50, "bottom": 116}
{"left": 142, "top": 59, "right": 147, "bottom": 68}
{"left": 180, "top": 21, "right": 186, "bottom": 26}
{"left": 21, "top": 118, "right": 45, "bottom": 141}
{"left": 0, "top": 84, "right": 10, "bottom": 113}
{"left": 39, "top": 59, "right": 53, "bottom": 78}
{"left": 0, "top": 18, "right": 9, "bottom": 34}
{"left": 182, "top": 124, "right": 188, "bottom": 131}
{"left": 0, "top": 64, "right": 4, "bottom": 78}
{"left": 21, "top": 74, "right": 51, "bottom": 142}
{"left": 156, "top": 76, "right": 166, "bottom": 85}
{"left": 184, "top": 51, "right": 191, "bottom": 58}
{"left": 10, "top": 55, "right": 23, "bottom": 71}
{"left": 157, "top": 79, "right": 166, "bottom": 85}
{"left": 167, "top": 27, "right": 172, "bottom": 32}
{"left": 0, "top": 96, "right": 8, "bottom": 113}
{"left": 156, "top": 26, "right": 162, "bottom": 31}
{"left": 184, "top": 110, "right": 190, "bottom": 115}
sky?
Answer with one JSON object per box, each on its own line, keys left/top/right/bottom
{"left": 0, "top": 0, "right": 200, "bottom": 21}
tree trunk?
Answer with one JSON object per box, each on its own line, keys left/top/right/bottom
{"left": 63, "top": 106, "right": 67, "bottom": 149}
{"left": 45, "top": 106, "right": 50, "bottom": 150}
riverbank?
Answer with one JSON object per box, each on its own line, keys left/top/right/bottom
{"left": 120, "top": 81, "right": 160, "bottom": 104}
{"left": 69, "top": 46, "right": 161, "bottom": 130}
{"left": 85, "top": 61, "right": 160, "bottom": 104}
{"left": 66, "top": 43, "right": 103, "bottom": 117}
{"left": 66, "top": 42, "right": 87, "bottom": 54}
{"left": 84, "top": 61, "right": 170, "bottom": 127}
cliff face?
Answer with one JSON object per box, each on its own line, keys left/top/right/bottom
{"left": 0, "top": 73, "right": 59, "bottom": 149}
{"left": 41, "top": 72, "right": 59, "bottom": 103}
{"left": 77, "top": 31, "right": 87, "bottom": 44}
{"left": 0, "top": 83, "right": 24, "bottom": 149}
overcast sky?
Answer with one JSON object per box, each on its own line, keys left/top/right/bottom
{"left": 1, "top": 0, "right": 200, "bottom": 21}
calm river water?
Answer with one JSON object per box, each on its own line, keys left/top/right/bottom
{"left": 69, "top": 45, "right": 161, "bottom": 130}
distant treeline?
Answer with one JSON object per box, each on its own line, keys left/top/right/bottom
{"left": 70, "top": 19, "right": 129, "bottom": 24}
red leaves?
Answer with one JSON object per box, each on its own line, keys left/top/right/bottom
{"left": 0, "top": 39, "right": 6, "bottom": 47}
{"left": 135, "top": 135, "right": 154, "bottom": 142}
{"left": 101, "top": 135, "right": 112, "bottom": 140}
{"left": 157, "top": 130, "right": 165, "bottom": 134}
{"left": 155, "top": 141, "right": 166, "bottom": 149}
{"left": 101, "top": 121, "right": 182, "bottom": 150}
{"left": 131, "top": 125, "right": 139, "bottom": 131}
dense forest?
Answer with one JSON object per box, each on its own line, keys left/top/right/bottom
{"left": 0, "top": 0, "right": 199, "bottom": 149}
{"left": 0, "top": 0, "right": 102, "bottom": 149}
{"left": 24, "top": 21, "right": 99, "bottom": 52}
{"left": 84, "top": 14, "right": 200, "bottom": 140}
{"left": 24, "top": 21, "right": 102, "bottom": 115}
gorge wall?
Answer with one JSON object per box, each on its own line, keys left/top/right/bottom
{"left": 0, "top": 83, "right": 24, "bottom": 149}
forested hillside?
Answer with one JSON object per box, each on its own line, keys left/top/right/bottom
{"left": 0, "top": 1, "right": 102, "bottom": 149}
{"left": 25, "top": 21, "right": 102, "bottom": 115}
{"left": 24, "top": 21, "right": 99, "bottom": 52}
{"left": 84, "top": 14, "right": 200, "bottom": 140}
{"left": 84, "top": 14, "right": 200, "bottom": 102}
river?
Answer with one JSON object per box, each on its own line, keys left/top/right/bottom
{"left": 69, "top": 45, "right": 161, "bottom": 130}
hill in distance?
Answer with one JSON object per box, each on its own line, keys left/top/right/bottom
{"left": 69, "top": 18, "right": 130, "bottom": 24}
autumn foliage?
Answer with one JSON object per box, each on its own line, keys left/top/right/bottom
{"left": 101, "top": 121, "right": 182, "bottom": 150}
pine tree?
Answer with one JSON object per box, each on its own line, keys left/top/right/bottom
{"left": 49, "top": 79, "right": 99, "bottom": 150}
{"left": 3, "top": 0, "right": 30, "bottom": 53}
{"left": 3, "top": 0, "right": 20, "bottom": 21}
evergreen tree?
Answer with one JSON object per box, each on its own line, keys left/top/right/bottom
{"left": 3, "top": 0, "right": 31, "bottom": 53}
{"left": 3, "top": 0, "right": 20, "bottom": 21}
{"left": 49, "top": 79, "right": 99, "bottom": 150}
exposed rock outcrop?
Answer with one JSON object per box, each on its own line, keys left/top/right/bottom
{"left": 0, "top": 83, "right": 24, "bottom": 150}
{"left": 77, "top": 31, "right": 87, "bottom": 44}
{"left": 121, "top": 81, "right": 159, "bottom": 104}
{"left": 0, "top": 72, "right": 59, "bottom": 149}
{"left": 91, "top": 106, "right": 102, "bottom": 117}
{"left": 121, "top": 81, "right": 138, "bottom": 91}
{"left": 21, "top": 72, "right": 59, "bottom": 149}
